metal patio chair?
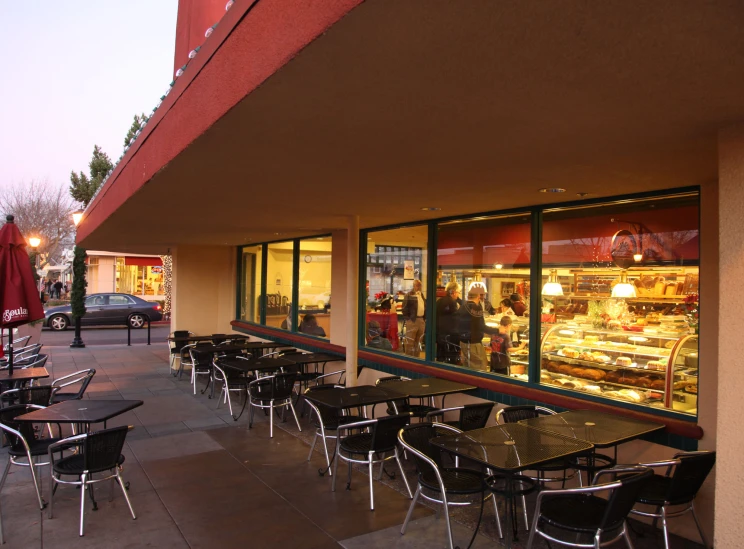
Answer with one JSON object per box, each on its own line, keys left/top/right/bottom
{"left": 51, "top": 369, "right": 96, "bottom": 403}
{"left": 426, "top": 402, "right": 495, "bottom": 431}
{"left": 248, "top": 372, "right": 301, "bottom": 438}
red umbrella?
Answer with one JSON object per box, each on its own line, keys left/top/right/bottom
{"left": 0, "top": 215, "right": 44, "bottom": 375}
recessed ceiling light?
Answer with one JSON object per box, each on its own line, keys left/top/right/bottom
{"left": 539, "top": 188, "right": 566, "bottom": 193}
{"left": 274, "top": 232, "right": 284, "bottom": 236}
{"left": 421, "top": 207, "right": 441, "bottom": 211}
{"left": 576, "top": 192, "right": 590, "bottom": 197}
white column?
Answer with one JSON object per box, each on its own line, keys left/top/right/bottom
{"left": 715, "top": 125, "right": 744, "bottom": 548}
{"left": 345, "top": 216, "right": 360, "bottom": 387}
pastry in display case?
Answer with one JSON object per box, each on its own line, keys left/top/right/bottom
{"left": 540, "top": 321, "right": 698, "bottom": 415}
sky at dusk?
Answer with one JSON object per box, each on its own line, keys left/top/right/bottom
{"left": 0, "top": 1, "right": 178, "bottom": 191}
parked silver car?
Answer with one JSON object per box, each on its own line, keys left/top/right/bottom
{"left": 44, "top": 293, "right": 163, "bottom": 330}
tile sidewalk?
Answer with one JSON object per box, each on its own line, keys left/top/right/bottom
{"left": 0, "top": 345, "right": 705, "bottom": 548}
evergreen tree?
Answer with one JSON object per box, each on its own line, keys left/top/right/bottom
{"left": 69, "top": 145, "right": 113, "bottom": 207}
{"left": 124, "top": 113, "right": 147, "bottom": 148}
{"left": 70, "top": 247, "right": 88, "bottom": 320}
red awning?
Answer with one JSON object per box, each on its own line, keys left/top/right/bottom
{"left": 124, "top": 256, "right": 162, "bottom": 267}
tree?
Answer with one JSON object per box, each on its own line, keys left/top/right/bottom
{"left": 69, "top": 145, "right": 113, "bottom": 207}
{"left": 124, "top": 113, "right": 147, "bottom": 148}
{"left": 70, "top": 247, "right": 88, "bottom": 320}
{"left": 0, "top": 180, "right": 76, "bottom": 267}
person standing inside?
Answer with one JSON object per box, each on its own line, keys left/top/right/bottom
{"left": 54, "top": 280, "right": 63, "bottom": 299}
{"left": 489, "top": 316, "right": 527, "bottom": 375}
{"left": 510, "top": 293, "right": 527, "bottom": 316}
{"left": 401, "top": 279, "right": 425, "bottom": 356}
{"left": 457, "top": 285, "right": 499, "bottom": 370}
{"left": 436, "top": 281, "right": 462, "bottom": 363}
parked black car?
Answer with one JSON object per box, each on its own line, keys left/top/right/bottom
{"left": 44, "top": 293, "right": 163, "bottom": 331}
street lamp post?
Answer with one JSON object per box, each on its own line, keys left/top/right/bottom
{"left": 70, "top": 210, "right": 85, "bottom": 349}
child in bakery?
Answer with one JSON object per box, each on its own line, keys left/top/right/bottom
{"left": 489, "top": 316, "right": 527, "bottom": 375}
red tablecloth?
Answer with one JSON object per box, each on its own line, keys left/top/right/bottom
{"left": 365, "top": 311, "right": 399, "bottom": 351}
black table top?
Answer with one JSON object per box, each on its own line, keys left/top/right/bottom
{"left": 380, "top": 377, "right": 476, "bottom": 398}
{"left": 167, "top": 334, "right": 249, "bottom": 343}
{"left": 219, "top": 356, "right": 295, "bottom": 374}
{"left": 187, "top": 343, "right": 253, "bottom": 355}
{"left": 431, "top": 423, "right": 593, "bottom": 473}
{"left": 0, "top": 367, "right": 49, "bottom": 382}
{"left": 518, "top": 410, "right": 665, "bottom": 448}
{"left": 278, "top": 352, "right": 343, "bottom": 365}
{"left": 15, "top": 399, "right": 143, "bottom": 424}
{"left": 302, "top": 385, "right": 401, "bottom": 410}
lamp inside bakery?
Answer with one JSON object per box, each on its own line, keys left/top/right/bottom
{"left": 542, "top": 269, "right": 564, "bottom": 296}
{"left": 611, "top": 269, "right": 637, "bottom": 298}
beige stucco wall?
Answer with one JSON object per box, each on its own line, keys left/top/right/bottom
{"left": 172, "top": 245, "right": 236, "bottom": 335}
{"left": 715, "top": 127, "right": 744, "bottom": 548}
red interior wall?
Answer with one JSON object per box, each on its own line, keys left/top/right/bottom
{"left": 174, "top": 0, "right": 226, "bottom": 74}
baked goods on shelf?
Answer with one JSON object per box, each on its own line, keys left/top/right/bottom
{"left": 562, "top": 348, "right": 579, "bottom": 358}
{"left": 616, "top": 357, "right": 632, "bottom": 367}
{"left": 584, "top": 335, "right": 600, "bottom": 342}
{"left": 646, "top": 360, "right": 664, "bottom": 371}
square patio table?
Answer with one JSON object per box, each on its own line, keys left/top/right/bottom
{"left": 379, "top": 377, "right": 476, "bottom": 407}
{"left": 219, "top": 356, "right": 296, "bottom": 375}
{"left": 431, "top": 423, "right": 593, "bottom": 548}
{"left": 0, "top": 367, "right": 49, "bottom": 384}
{"left": 167, "top": 334, "right": 249, "bottom": 343}
{"left": 15, "top": 399, "right": 143, "bottom": 431}
{"left": 302, "top": 385, "right": 402, "bottom": 411}
{"left": 517, "top": 410, "right": 665, "bottom": 448}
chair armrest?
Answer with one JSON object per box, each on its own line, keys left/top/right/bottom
{"left": 425, "top": 406, "right": 464, "bottom": 419}
{"left": 248, "top": 375, "right": 275, "bottom": 387}
{"left": 337, "top": 418, "right": 377, "bottom": 432}
{"left": 52, "top": 370, "right": 92, "bottom": 388}
{"left": 592, "top": 465, "right": 653, "bottom": 484}
{"left": 313, "top": 370, "right": 345, "bottom": 384}
{"left": 534, "top": 478, "right": 623, "bottom": 514}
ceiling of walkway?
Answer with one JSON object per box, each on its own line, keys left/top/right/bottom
{"left": 79, "top": 0, "right": 744, "bottom": 253}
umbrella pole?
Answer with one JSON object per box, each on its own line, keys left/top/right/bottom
{"left": 6, "top": 328, "right": 12, "bottom": 376}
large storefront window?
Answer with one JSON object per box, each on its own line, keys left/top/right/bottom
{"left": 540, "top": 192, "right": 700, "bottom": 415}
{"left": 364, "top": 225, "right": 428, "bottom": 358}
{"left": 298, "top": 237, "right": 332, "bottom": 339}
{"left": 436, "top": 213, "right": 532, "bottom": 378}
{"left": 266, "top": 241, "right": 295, "bottom": 331}
{"left": 115, "top": 257, "right": 164, "bottom": 298}
{"left": 239, "top": 245, "right": 263, "bottom": 323}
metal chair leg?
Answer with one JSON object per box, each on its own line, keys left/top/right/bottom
{"left": 691, "top": 503, "right": 710, "bottom": 548}
{"left": 79, "top": 473, "right": 87, "bottom": 536}
{"left": 332, "top": 447, "right": 340, "bottom": 492}
{"left": 0, "top": 458, "right": 10, "bottom": 495}
{"left": 622, "top": 522, "right": 635, "bottom": 549}
{"left": 401, "top": 485, "right": 421, "bottom": 534}
{"left": 394, "top": 450, "right": 413, "bottom": 498}
{"left": 368, "top": 451, "right": 375, "bottom": 510}
{"left": 27, "top": 453, "right": 45, "bottom": 510}
{"left": 491, "top": 493, "right": 503, "bottom": 539}
{"left": 269, "top": 400, "right": 274, "bottom": 438}
{"left": 307, "top": 431, "right": 318, "bottom": 461}
{"left": 48, "top": 471, "right": 55, "bottom": 519}
{"left": 116, "top": 469, "right": 136, "bottom": 520}
{"left": 521, "top": 493, "right": 530, "bottom": 530}
{"left": 288, "top": 401, "right": 301, "bottom": 432}
{"left": 661, "top": 506, "right": 670, "bottom": 549}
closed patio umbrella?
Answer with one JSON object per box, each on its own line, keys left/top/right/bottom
{"left": 0, "top": 215, "right": 44, "bottom": 375}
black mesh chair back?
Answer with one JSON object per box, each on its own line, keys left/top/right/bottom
{"left": 19, "top": 354, "right": 48, "bottom": 370}
{"left": 459, "top": 403, "right": 495, "bottom": 431}
{"left": 171, "top": 330, "right": 191, "bottom": 355}
{"left": 400, "top": 423, "right": 448, "bottom": 471}
{"left": 375, "top": 376, "right": 410, "bottom": 414}
{"left": 211, "top": 333, "right": 227, "bottom": 344}
{"left": 370, "top": 414, "right": 411, "bottom": 453}
{"left": 599, "top": 468, "right": 654, "bottom": 531}
{"left": 305, "top": 385, "right": 343, "bottom": 429}
{"left": 52, "top": 369, "right": 95, "bottom": 402}
{"left": 83, "top": 426, "right": 129, "bottom": 474}
{"left": 498, "top": 405, "right": 555, "bottom": 424}
{"left": 17, "top": 386, "right": 54, "bottom": 406}
{"left": 665, "top": 451, "right": 716, "bottom": 504}
{"left": 250, "top": 372, "right": 298, "bottom": 401}
{"left": 0, "top": 405, "right": 38, "bottom": 453}
{"left": 190, "top": 346, "right": 214, "bottom": 370}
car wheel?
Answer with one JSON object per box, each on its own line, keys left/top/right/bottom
{"left": 49, "top": 314, "right": 69, "bottom": 331}
{"left": 128, "top": 314, "right": 147, "bottom": 329}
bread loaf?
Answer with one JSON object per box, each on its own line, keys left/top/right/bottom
{"left": 635, "top": 377, "right": 653, "bottom": 388}
{"left": 582, "top": 368, "right": 607, "bottom": 382}
{"left": 558, "top": 364, "right": 574, "bottom": 375}
{"left": 651, "top": 379, "right": 666, "bottom": 390}
{"left": 606, "top": 371, "right": 621, "bottom": 383}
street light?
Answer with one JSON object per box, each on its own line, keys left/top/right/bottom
{"left": 28, "top": 237, "right": 41, "bottom": 248}
{"left": 70, "top": 210, "right": 85, "bottom": 348}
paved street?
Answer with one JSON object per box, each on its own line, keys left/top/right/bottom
{"left": 41, "top": 324, "right": 170, "bottom": 346}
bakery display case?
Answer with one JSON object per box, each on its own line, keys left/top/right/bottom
{"left": 540, "top": 322, "right": 698, "bottom": 415}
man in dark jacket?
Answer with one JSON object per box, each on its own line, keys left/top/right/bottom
{"left": 436, "top": 281, "right": 462, "bottom": 363}
{"left": 457, "top": 285, "right": 499, "bottom": 370}
{"left": 401, "top": 279, "right": 425, "bottom": 356}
